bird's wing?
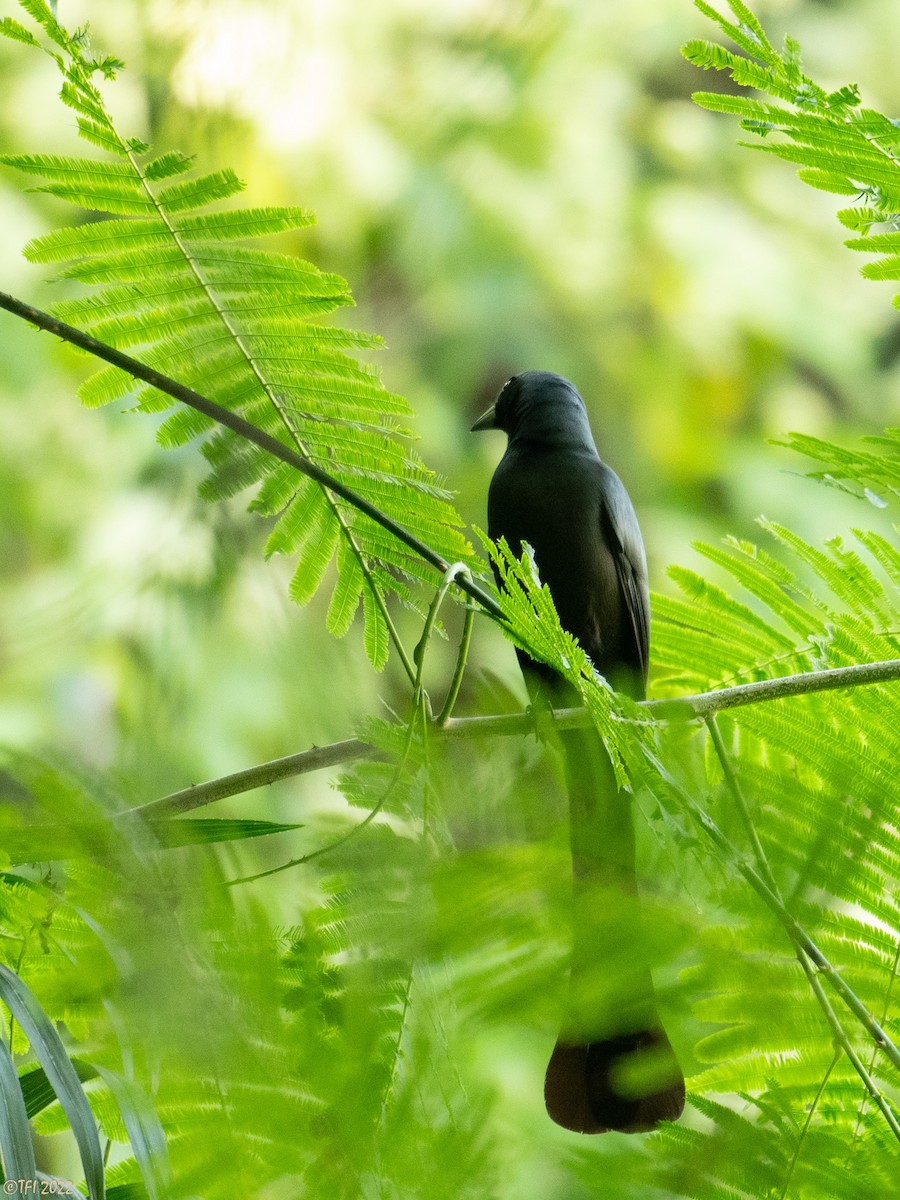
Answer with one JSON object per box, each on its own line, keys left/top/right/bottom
{"left": 599, "top": 466, "right": 650, "bottom": 688}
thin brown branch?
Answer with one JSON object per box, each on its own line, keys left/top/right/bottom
{"left": 127, "top": 657, "right": 900, "bottom": 819}
{"left": 129, "top": 739, "right": 374, "bottom": 818}
{"left": 644, "top": 658, "right": 900, "bottom": 719}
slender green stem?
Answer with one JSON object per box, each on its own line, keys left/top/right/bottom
{"left": 225, "top": 708, "right": 421, "bottom": 887}
{"left": 850, "top": 937, "right": 900, "bottom": 1146}
{"left": 795, "top": 956, "right": 900, "bottom": 1144}
{"left": 644, "top": 748, "right": 900, "bottom": 1078}
{"left": 778, "top": 1049, "right": 840, "bottom": 1200}
{"left": 705, "top": 717, "right": 900, "bottom": 1146}
{"left": 437, "top": 597, "right": 475, "bottom": 725}
{"left": 0, "top": 290, "right": 504, "bottom": 622}
{"left": 125, "top": 657, "right": 900, "bottom": 819}
{"left": 759, "top": 902, "right": 898, "bottom": 1074}
{"left": 414, "top": 564, "right": 461, "bottom": 713}
{"left": 413, "top": 562, "right": 472, "bottom": 720}
{"left": 705, "top": 715, "right": 777, "bottom": 894}
{"left": 223, "top": 791, "right": 389, "bottom": 886}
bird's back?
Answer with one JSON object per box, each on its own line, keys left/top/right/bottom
{"left": 487, "top": 443, "right": 643, "bottom": 695}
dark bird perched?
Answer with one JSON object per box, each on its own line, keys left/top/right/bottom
{"left": 472, "top": 370, "right": 685, "bottom": 1134}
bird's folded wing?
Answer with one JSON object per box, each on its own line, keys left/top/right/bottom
{"left": 599, "top": 471, "right": 650, "bottom": 688}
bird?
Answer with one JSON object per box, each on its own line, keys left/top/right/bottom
{"left": 472, "top": 370, "right": 685, "bottom": 1134}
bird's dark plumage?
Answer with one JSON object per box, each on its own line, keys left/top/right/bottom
{"left": 473, "top": 370, "right": 684, "bottom": 1134}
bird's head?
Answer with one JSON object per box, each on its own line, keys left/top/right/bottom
{"left": 471, "top": 371, "right": 597, "bottom": 450}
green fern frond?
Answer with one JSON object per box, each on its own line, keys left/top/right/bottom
{"left": 647, "top": 465, "right": 900, "bottom": 1170}
{"left": 684, "top": 40, "right": 797, "bottom": 100}
{"left": 693, "top": 0, "right": 779, "bottom": 64}
{"left": 0, "top": 3, "right": 476, "bottom": 673}
{"left": 685, "top": 0, "right": 900, "bottom": 318}
{"left": 481, "top": 533, "right": 635, "bottom": 781}
{"left": 0, "top": 16, "right": 40, "bottom": 46}
{"left": 775, "top": 429, "right": 900, "bottom": 504}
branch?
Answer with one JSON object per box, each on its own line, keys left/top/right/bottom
{"left": 128, "top": 657, "right": 900, "bottom": 818}
{"left": 127, "top": 739, "right": 374, "bottom": 818}
{"left": 644, "top": 658, "right": 900, "bottom": 719}
{"left": 0, "top": 290, "right": 504, "bottom": 621}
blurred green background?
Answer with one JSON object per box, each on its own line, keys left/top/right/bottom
{"left": 3, "top": 1, "right": 900, "bottom": 1193}
{"left": 1, "top": 0, "right": 898, "bottom": 906}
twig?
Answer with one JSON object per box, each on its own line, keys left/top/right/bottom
{"left": 645, "top": 659, "right": 900, "bottom": 719}
{"left": 129, "top": 738, "right": 375, "bottom": 818}
{"left": 126, "top": 658, "right": 900, "bottom": 818}
{"left": 413, "top": 562, "right": 471, "bottom": 718}
{"left": 705, "top": 716, "right": 776, "bottom": 894}
{"left": 795, "top": 958, "right": 900, "bottom": 1144}
{"left": 849, "top": 937, "right": 900, "bottom": 1147}
{"left": 437, "top": 596, "right": 475, "bottom": 726}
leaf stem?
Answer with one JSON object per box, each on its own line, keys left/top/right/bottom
{"left": 705, "top": 715, "right": 776, "bottom": 893}
{"left": 849, "top": 936, "right": 900, "bottom": 1146}
{"left": 795, "top": 957, "right": 900, "bottom": 1144}
{"left": 706, "top": 716, "right": 900, "bottom": 1147}
{"left": 413, "top": 562, "right": 472, "bottom": 719}
{"left": 437, "top": 597, "right": 476, "bottom": 726}
{"left": 778, "top": 1049, "right": 840, "bottom": 1200}
{"left": 646, "top": 747, "right": 900, "bottom": 1080}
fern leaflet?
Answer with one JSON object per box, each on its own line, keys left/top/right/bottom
{"left": 0, "top": 0, "right": 476, "bottom": 674}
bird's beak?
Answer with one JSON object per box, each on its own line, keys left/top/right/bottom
{"left": 470, "top": 403, "right": 497, "bottom": 432}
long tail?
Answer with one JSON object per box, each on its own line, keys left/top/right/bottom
{"left": 544, "top": 725, "right": 685, "bottom": 1134}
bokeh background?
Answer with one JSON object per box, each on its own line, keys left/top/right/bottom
{"left": 4, "top": 0, "right": 900, "bottom": 790}
{"left": 1, "top": 1, "right": 900, "bottom": 1187}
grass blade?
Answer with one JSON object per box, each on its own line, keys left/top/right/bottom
{"left": 0, "top": 965, "right": 105, "bottom": 1200}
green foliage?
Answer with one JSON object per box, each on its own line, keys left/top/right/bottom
{"left": 0, "top": 0, "right": 475, "bottom": 676}
{"left": 0, "top": 964, "right": 104, "bottom": 1198}
{"left": 1, "top": 1, "right": 900, "bottom": 1199}
{"left": 776, "top": 426, "right": 900, "bottom": 506}
{"left": 647, "top": 507, "right": 900, "bottom": 1161}
{"left": 1, "top": 817, "right": 305, "bottom": 864}
{"left": 685, "top": 0, "right": 900, "bottom": 307}
{"left": 482, "top": 533, "right": 630, "bottom": 776}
